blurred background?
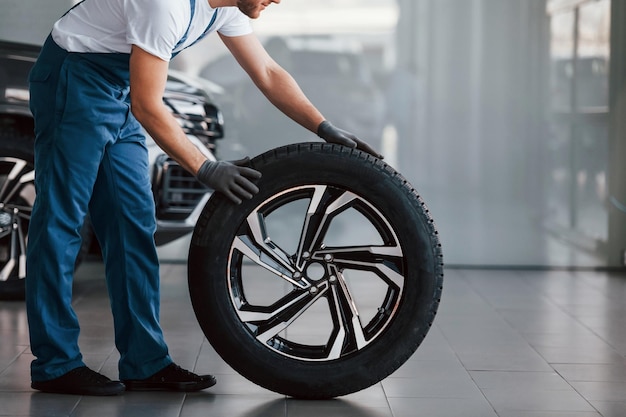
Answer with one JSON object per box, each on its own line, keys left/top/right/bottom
{"left": 2, "top": 0, "right": 625, "bottom": 269}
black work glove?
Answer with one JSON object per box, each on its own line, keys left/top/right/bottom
{"left": 196, "top": 157, "right": 262, "bottom": 204}
{"left": 317, "top": 120, "right": 384, "bottom": 159}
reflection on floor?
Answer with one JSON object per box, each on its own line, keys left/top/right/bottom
{"left": 1, "top": 262, "right": 625, "bottom": 417}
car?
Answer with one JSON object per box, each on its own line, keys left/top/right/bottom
{"left": 0, "top": 39, "right": 224, "bottom": 300}
{"left": 199, "top": 35, "right": 387, "bottom": 156}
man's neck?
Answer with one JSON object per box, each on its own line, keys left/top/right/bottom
{"left": 208, "top": 0, "right": 236, "bottom": 8}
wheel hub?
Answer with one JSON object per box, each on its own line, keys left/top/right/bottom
{"left": 304, "top": 262, "right": 326, "bottom": 281}
{"left": 0, "top": 211, "right": 12, "bottom": 229}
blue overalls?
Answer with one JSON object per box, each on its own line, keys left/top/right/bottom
{"left": 26, "top": 1, "right": 217, "bottom": 382}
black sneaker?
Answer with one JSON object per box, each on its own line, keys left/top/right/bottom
{"left": 122, "top": 363, "right": 216, "bottom": 392}
{"left": 31, "top": 366, "right": 125, "bottom": 396}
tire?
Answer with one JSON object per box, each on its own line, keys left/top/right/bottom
{"left": 188, "top": 142, "right": 444, "bottom": 399}
{"left": 0, "top": 127, "right": 91, "bottom": 301}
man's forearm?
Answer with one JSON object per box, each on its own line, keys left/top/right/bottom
{"left": 255, "top": 65, "right": 325, "bottom": 133}
{"left": 132, "top": 103, "right": 207, "bottom": 175}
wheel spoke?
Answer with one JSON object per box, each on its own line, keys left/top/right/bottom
{"left": 233, "top": 235, "right": 300, "bottom": 285}
{"left": 0, "top": 214, "right": 26, "bottom": 282}
{"left": 0, "top": 159, "right": 33, "bottom": 203}
{"left": 5, "top": 205, "right": 33, "bottom": 218}
{"left": 235, "top": 210, "right": 309, "bottom": 288}
{"left": 319, "top": 245, "right": 404, "bottom": 289}
{"left": 326, "top": 275, "right": 367, "bottom": 360}
{"left": 238, "top": 285, "right": 328, "bottom": 344}
{"left": 16, "top": 214, "right": 27, "bottom": 278}
{"left": 295, "top": 186, "right": 357, "bottom": 268}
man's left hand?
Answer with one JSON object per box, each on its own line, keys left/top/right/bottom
{"left": 317, "top": 120, "right": 384, "bottom": 159}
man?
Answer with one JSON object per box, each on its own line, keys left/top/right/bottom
{"left": 27, "top": 0, "right": 382, "bottom": 396}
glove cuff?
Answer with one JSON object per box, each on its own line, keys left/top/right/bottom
{"left": 317, "top": 120, "right": 333, "bottom": 139}
{"left": 196, "top": 159, "right": 216, "bottom": 184}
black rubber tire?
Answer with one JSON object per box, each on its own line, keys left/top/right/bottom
{"left": 188, "top": 143, "right": 444, "bottom": 398}
{"left": 0, "top": 127, "right": 91, "bottom": 301}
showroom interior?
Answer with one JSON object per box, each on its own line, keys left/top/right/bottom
{"left": 1, "top": 0, "right": 626, "bottom": 416}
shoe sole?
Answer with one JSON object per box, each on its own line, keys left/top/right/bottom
{"left": 123, "top": 377, "right": 217, "bottom": 392}
{"left": 31, "top": 382, "right": 126, "bottom": 396}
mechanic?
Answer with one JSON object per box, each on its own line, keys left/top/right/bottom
{"left": 26, "top": 0, "right": 382, "bottom": 397}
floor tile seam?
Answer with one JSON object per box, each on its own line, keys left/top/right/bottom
{"left": 429, "top": 323, "right": 500, "bottom": 416}
{"left": 201, "top": 392, "right": 286, "bottom": 398}
{"left": 458, "top": 269, "right": 562, "bottom": 321}
{"left": 379, "top": 379, "right": 399, "bottom": 417}
{"left": 524, "top": 294, "right": 626, "bottom": 361}
{"left": 549, "top": 364, "right": 605, "bottom": 416}
{"left": 511, "top": 334, "right": 621, "bottom": 406}
{"left": 460, "top": 270, "right": 626, "bottom": 365}
{"left": 173, "top": 393, "right": 186, "bottom": 417}
{"left": 82, "top": 344, "right": 120, "bottom": 385}
{"left": 66, "top": 395, "right": 82, "bottom": 417}
{"left": 467, "top": 369, "right": 595, "bottom": 393}
{"left": 384, "top": 393, "right": 484, "bottom": 400}
{"left": 0, "top": 345, "right": 28, "bottom": 378}
{"left": 477, "top": 386, "right": 600, "bottom": 416}
{"left": 463, "top": 366, "right": 513, "bottom": 417}
{"left": 551, "top": 363, "right": 626, "bottom": 383}
{"left": 191, "top": 333, "right": 206, "bottom": 375}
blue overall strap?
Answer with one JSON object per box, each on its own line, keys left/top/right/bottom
{"left": 59, "top": 0, "right": 88, "bottom": 18}
{"left": 171, "top": 1, "right": 219, "bottom": 58}
{"left": 187, "top": 9, "right": 219, "bottom": 47}
{"left": 173, "top": 0, "right": 197, "bottom": 52}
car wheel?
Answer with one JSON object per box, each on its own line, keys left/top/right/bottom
{"left": 188, "top": 143, "right": 444, "bottom": 398}
{"left": 0, "top": 127, "right": 91, "bottom": 301}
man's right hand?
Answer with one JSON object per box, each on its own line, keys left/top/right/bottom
{"left": 196, "top": 158, "right": 262, "bottom": 204}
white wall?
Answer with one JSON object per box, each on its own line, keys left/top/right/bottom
{"left": 0, "top": 1, "right": 74, "bottom": 45}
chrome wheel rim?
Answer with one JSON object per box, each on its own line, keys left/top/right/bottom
{"left": 0, "top": 157, "right": 34, "bottom": 282}
{"left": 227, "top": 184, "right": 405, "bottom": 361}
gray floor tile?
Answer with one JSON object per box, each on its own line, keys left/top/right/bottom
{"left": 590, "top": 401, "right": 626, "bottom": 417}
{"left": 469, "top": 370, "right": 573, "bottom": 391}
{"left": 287, "top": 398, "right": 393, "bottom": 417}
{"left": 204, "top": 372, "right": 283, "bottom": 397}
{"left": 0, "top": 392, "right": 79, "bottom": 417}
{"left": 481, "top": 387, "right": 596, "bottom": 413}
{"left": 181, "top": 396, "right": 287, "bottom": 417}
{"left": 339, "top": 384, "right": 390, "bottom": 407}
{"left": 388, "top": 397, "right": 498, "bottom": 417}
{"left": 496, "top": 412, "right": 601, "bottom": 417}
{"left": 383, "top": 360, "right": 481, "bottom": 398}
{"left": 382, "top": 374, "right": 482, "bottom": 399}
{"left": 0, "top": 350, "right": 34, "bottom": 392}
{"left": 71, "top": 392, "right": 186, "bottom": 417}
{"left": 552, "top": 363, "right": 626, "bottom": 383}
{"left": 2, "top": 263, "right": 626, "bottom": 416}
{"left": 569, "top": 381, "right": 626, "bottom": 402}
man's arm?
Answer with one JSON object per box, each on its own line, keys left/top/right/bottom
{"left": 219, "top": 33, "right": 383, "bottom": 158}
{"left": 129, "top": 45, "right": 207, "bottom": 175}
{"left": 219, "top": 33, "right": 324, "bottom": 133}
{"left": 129, "top": 45, "right": 261, "bottom": 204}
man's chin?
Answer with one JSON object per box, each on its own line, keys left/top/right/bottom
{"left": 240, "top": 9, "right": 261, "bottom": 18}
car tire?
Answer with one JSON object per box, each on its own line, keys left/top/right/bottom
{"left": 0, "top": 127, "right": 91, "bottom": 301}
{"left": 188, "top": 142, "right": 444, "bottom": 398}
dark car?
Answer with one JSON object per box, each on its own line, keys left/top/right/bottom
{"left": 0, "top": 39, "right": 224, "bottom": 300}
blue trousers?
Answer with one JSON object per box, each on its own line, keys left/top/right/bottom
{"left": 26, "top": 36, "right": 172, "bottom": 381}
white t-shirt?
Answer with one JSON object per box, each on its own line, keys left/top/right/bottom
{"left": 51, "top": 0, "right": 252, "bottom": 61}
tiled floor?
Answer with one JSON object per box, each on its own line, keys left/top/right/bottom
{"left": 1, "top": 261, "right": 626, "bottom": 417}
